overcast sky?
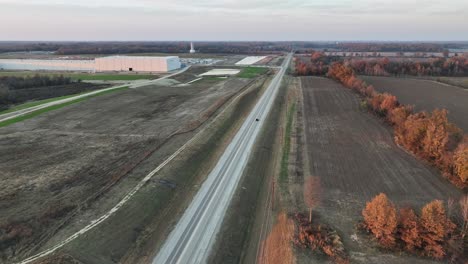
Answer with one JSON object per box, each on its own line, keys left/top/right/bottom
{"left": 0, "top": 0, "right": 467, "bottom": 41}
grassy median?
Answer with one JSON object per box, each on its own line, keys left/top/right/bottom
{"left": 279, "top": 102, "right": 296, "bottom": 183}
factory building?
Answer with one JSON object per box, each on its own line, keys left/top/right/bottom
{"left": 95, "top": 56, "right": 181, "bottom": 72}
{"left": 0, "top": 56, "right": 181, "bottom": 73}
{"left": 0, "top": 59, "right": 95, "bottom": 72}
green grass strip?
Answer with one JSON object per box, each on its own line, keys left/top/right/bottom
{"left": 279, "top": 102, "right": 296, "bottom": 183}
{"left": 0, "top": 86, "right": 128, "bottom": 128}
{"left": 237, "top": 67, "right": 269, "bottom": 78}
{"left": 0, "top": 91, "right": 96, "bottom": 115}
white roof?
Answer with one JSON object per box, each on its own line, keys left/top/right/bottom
{"left": 96, "top": 56, "right": 179, "bottom": 60}
{"left": 200, "top": 69, "right": 240, "bottom": 76}
{"left": 235, "top": 56, "right": 267, "bottom": 65}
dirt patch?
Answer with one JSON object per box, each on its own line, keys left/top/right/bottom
{"left": 0, "top": 76, "right": 252, "bottom": 262}
{"left": 299, "top": 76, "right": 462, "bottom": 263}
{"left": 360, "top": 76, "right": 468, "bottom": 131}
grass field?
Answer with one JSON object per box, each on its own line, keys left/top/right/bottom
{"left": 0, "top": 87, "right": 128, "bottom": 127}
{"left": 237, "top": 67, "right": 269, "bottom": 78}
{"left": 0, "top": 71, "right": 158, "bottom": 81}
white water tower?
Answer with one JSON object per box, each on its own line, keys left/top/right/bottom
{"left": 190, "top": 42, "right": 196, "bottom": 54}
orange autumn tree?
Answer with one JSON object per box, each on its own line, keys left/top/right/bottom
{"left": 398, "top": 208, "right": 422, "bottom": 252}
{"left": 362, "top": 193, "right": 398, "bottom": 248}
{"left": 419, "top": 200, "right": 456, "bottom": 259}
{"left": 453, "top": 137, "right": 468, "bottom": 184}
{"left": 258, "top": 213, "right": 295, "bottom": 264}
{"left": 304, "top": 176, "right": 321, "bottom": 223}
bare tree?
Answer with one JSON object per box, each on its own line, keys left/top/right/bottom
{"left": 304, "top": 176, "right": 321, "bottom": 223}
{"left": 447, "top": 198, "right": 455, "bottom": 218}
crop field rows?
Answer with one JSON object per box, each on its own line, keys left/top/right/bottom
{"left": 300, "top": 77, "right": 461, "bottom": 263}
{"left": 361, "top": 76, "right": 468, "bottom": 131}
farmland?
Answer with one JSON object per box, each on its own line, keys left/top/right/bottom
{"left": 429, "top": 76, "right": 468, "bottom": 89}
{"left": 0, "top": 67, "right": 267, "bottom": 263}
{"left": 361, "top": 76, "right": 468, "bottom": 131}
{"left": 297, "top": 77, "right": 462, "bottom": 263}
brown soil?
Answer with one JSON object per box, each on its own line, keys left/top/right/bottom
{"left": 0, "top": 76, "right": 251, "bottom": 262}
{"left": 360, "top": 76, "right": 468, "bottom": 131}
{"left": 26, "top": 76, "right": 271, "bottom": 264}
{"left": 299, "top": 76, "right": 462, "bottom": 263}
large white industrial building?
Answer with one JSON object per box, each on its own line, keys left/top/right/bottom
{"left": 0, "top": 56, "right": 181, "bottom": 73}
{"left": 0, "top": 59, "right": 95, "bottom": 72}
{"left": 95, "top": 56, "right": 181, "bottom": 72}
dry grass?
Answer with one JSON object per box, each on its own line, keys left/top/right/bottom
{"left": 258, "top": 212, "right": 296, "bottom": 264}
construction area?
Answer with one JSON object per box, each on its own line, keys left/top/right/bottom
{"left": 0, "top": 65, "right": 273, "bottom": 263}
{"left": 0, "top": 56, "right": 181, "bottom": 73}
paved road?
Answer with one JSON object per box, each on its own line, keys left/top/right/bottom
{"left": 153, "top": 53, "right": 292, "bottom": 264}
{"left": 0, "top": 66, "right": 190, "bottom": 124}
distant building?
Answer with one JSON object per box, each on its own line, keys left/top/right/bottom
{"left": 0, "top": 59, "right": 95, "bottom": 72}
{"left": 190, "top": 42, "right": 196, "bottom": 54}
{"left": 0, "top": 56, "right": 181, "bottom": 73}
{"left": 95, "top": 56, "right": 181, "bottom": 72}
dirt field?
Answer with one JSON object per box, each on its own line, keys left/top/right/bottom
{"left": 361, "top": 76, "right": 468, "bottom": 131}
{"left": 299, "top": 77, "right": 462, "bottom": 263}
{"left": 0, "top": 72, "right": 253, "bottom": 262}
{"left": 426, "top": 76, "right": 468, "bottom": 89}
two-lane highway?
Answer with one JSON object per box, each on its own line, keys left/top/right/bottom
{"left": 153, "top": 53, "right": 292, "bottom": 264}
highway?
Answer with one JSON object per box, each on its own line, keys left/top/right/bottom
{"left": 0, "top": 66, "right": 190, "bottom": 124}
{"left": 153, "top": 53, "right": 292, "bottom": 264}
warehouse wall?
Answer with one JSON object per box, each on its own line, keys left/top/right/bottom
{"left": 95, "top": 56, "right": 181, "bottom": 72}
{"left": 0, "top": 56, "right": 181, "bottom": 73}
{"left": 0, "top": 59, "right": 95, "bottom": 72}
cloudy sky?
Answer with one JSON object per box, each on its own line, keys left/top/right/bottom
{"left": 0, "top": 0, "right": 467, "bottom": 41}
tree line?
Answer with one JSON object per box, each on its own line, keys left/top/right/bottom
{"left": 0, "top": 75, "right": 76, "bottom": 109}
{"left": 362, "top": 193, "right": 467, "bottom": 261}
{"left": 347, "top": 56, "right": 468, "bottom": 76}
{"left": 294, "top": 52, "right": 341, "bottom": 76}
{"left": 0, "top": 75, "right": 73, "bottom": 90}
{"left": 296, "top": 52, "right": 468, "bottom": 77}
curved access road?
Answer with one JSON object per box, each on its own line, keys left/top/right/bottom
{"left": 153, "top": 53, "right": 292, "bottom": 264}
{"left": 0, "top": 66, "right": 190, "bottom": 124}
